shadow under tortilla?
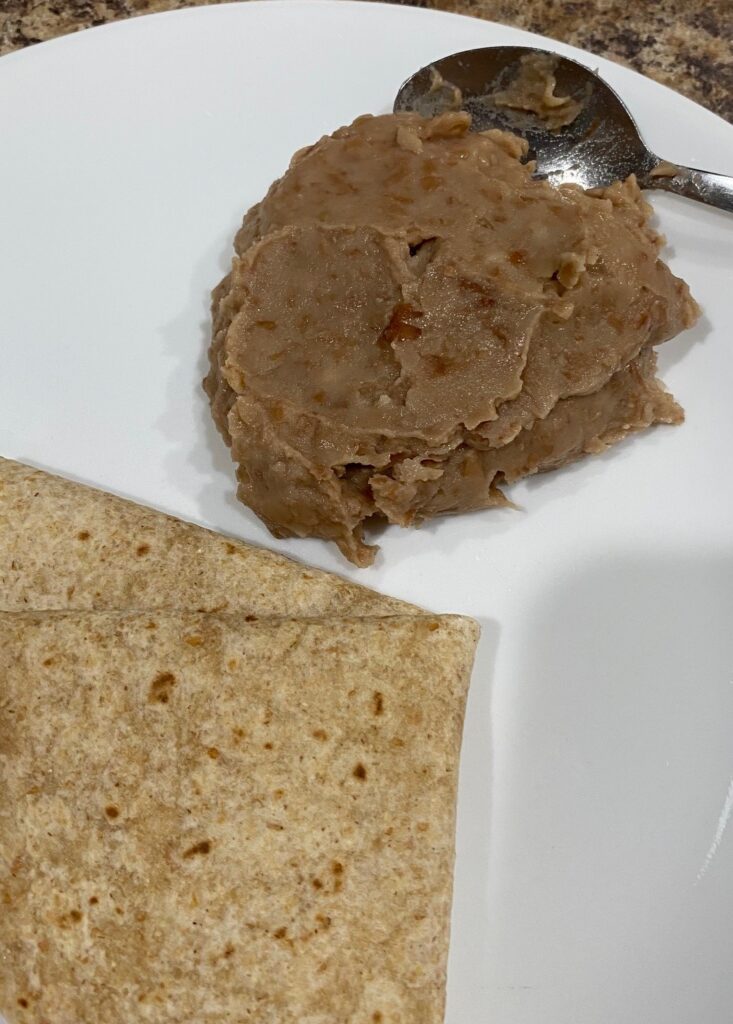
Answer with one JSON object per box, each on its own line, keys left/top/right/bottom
{"left": 446, "top": 615, "right": 500, "bottom": 1024}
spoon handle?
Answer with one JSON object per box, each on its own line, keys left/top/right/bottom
{"left": 642, "top": 160, "right": 733, "bottom": 213}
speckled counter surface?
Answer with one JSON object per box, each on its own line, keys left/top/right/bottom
{"left": 0, "top": 0, "right": 731, "bottom": 122}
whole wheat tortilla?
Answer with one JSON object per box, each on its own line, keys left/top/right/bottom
{"left": 0, "top": 458, "right": 414, "bottom": 615}
{"left": 0, "top": 611, "right": 478, "bottom": 1024}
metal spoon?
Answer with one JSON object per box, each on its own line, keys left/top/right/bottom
{"left": 394, "top": 46, "right": 733, "bottom": 212}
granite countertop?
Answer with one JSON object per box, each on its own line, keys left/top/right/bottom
{"left": 0, "top": 0, "right": 730, "bottom": 123}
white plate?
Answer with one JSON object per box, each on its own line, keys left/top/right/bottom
{"left": 1, "top": 3, "right": 732, "bottom": 1020}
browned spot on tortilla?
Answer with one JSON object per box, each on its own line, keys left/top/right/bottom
{"left": 183, "top": 839, "right": 212, "bottom": 858}
{"left": 148, "top": 671, "right": 176, "bottom": 704}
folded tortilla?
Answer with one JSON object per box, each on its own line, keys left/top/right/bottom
{"left": 0, "top": 611, "right": 478, "bottom": 1023}
{"left": 0, "top": 458, "right": 413, "bottom": 615}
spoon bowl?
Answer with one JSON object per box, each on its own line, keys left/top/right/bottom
{"left": 394, "top": 46, "right": 733, "bottom": 210}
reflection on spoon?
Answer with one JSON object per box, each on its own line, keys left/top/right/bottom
{"left": 395, "top": 46, "right": 733, "bottom": 212}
